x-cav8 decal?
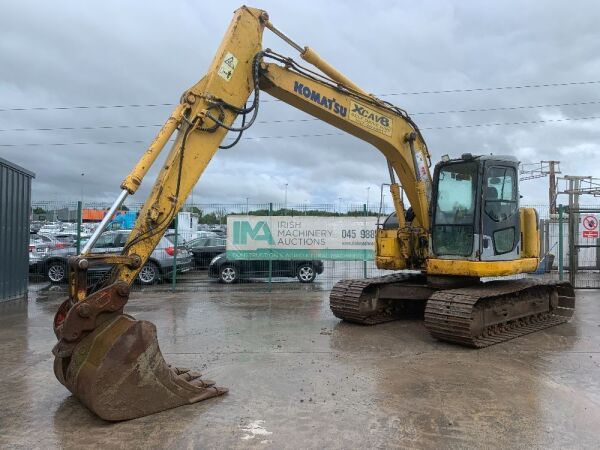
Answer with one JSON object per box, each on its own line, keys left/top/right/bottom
{"left": 348, "top": 100, "right": 393, "bottom": 136}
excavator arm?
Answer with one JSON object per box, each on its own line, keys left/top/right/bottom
{"left": 52, "top": 6, "right": 434, "bottom": 421}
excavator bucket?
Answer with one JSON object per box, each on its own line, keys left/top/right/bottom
{"left": 53, "top": 293, "right": 227, "bottom": 421}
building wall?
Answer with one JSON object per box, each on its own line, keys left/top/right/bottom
{"left": 0, "top": 158, "right": 35, "bottom": 302}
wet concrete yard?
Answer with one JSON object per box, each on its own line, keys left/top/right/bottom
{"left": 1, "top": 285, "right": 599, "bottom": 449}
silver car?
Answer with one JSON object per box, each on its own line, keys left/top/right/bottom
{"left": 30, "top": 233, "right": 69, "bottom": 250}
{"left": 30, "top": 230, "right": 192, "bottom": 284}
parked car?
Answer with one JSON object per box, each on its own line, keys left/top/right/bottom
{"left": 164, "top": 230, "right": 219, "bottom": 244}
{"left": 194, "top": 230, "right": 223, "bottom": 239}
{"left": 30, "top": 230, "right": 192, "bottom": 284}
{"left": 186, "top": 237, "right": 226, "bottom": 269}
{"left": 38, "top": 223, "right": 64, "bottom": 234}
{"left": 30, "top": 221, "right": 44, "bottom": 233}
{"left": 52, "top": 233, "right": 78, "bottom": 246}
{"left": 197, "top": 224, "right": 226, "bottom": 238}
{"left": 163, "top": 232, "right": 199, "bottom": 252}
{"left": 29, "top": 242, "right": 54, "bottom": 276}
{"left": 30, "top": 233, "right": 69, "bottom": 251}
{"left": 208, "top": 253, "right": 324, "bottom": 283}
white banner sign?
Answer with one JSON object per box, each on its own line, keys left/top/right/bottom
{"left": 226, "top": 215, "right": 378, "bottom": 260}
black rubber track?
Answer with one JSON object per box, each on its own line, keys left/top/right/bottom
{"left": 424, "top": 279, "right": 575, "bottom": 348}
{"left": 330, "top": 273, "right": 424, "bottom": 324}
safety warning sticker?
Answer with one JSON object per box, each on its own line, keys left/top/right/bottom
{"left": 218, "top": 52, "right": 238, "bottom": 81}
{"left": 582, "top": 214, "right": 599, "bottom": 238}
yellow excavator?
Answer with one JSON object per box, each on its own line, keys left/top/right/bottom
{"left": 52, "top": 6, "right": 575, "bottom": 421}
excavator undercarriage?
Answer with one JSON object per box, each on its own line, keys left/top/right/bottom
{"left": 331, "top": 277, "right": 575, "bottom": 347}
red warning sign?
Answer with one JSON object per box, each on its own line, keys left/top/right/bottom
{"left": 582, "top": 215, "right": 599, "bottom": 238}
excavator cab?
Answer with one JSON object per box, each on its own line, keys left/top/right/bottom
{"left": 427, "top": 154, "right": 541, "bottom": 278}
{"left": 430, "top": 154, "right": 522, "bottom": 263}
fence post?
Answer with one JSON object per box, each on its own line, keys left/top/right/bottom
{"left": 171, "top": 213, "right": 178, "bottom": 292}
{"left": 363, "top": 203, "right": 368, "bottom": 279}
{"left": 76, "top": 201, "right": 82, "bottom": 254}
{"left": 568, "top": 205, "right": 576, "bottom": 287}
{"left": 558, "top": 204, "right": 564, "bottom": 281}
{"left": 268, "top": 202, "right": 273, "bottom": 291}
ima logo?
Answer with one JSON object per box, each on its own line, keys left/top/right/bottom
{"left": 232, "top": 221, "right": 274, "bottom": 245}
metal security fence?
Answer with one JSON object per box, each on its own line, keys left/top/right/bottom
{"left": 29, "top": 200, "right": 395, "bottom": 292}
{"left": 566, "top": 206, "right": 600, "bottom": 289}
{"left": 27, "top": 200, "right": 600, "bottom": 292}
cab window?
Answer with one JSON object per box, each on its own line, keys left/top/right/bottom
{"left": 432, "top": 162, "right": 477, "bottom": 256}
{"left": 434, "top": 165, "right": 476, "bottom": 223}
{"left": 485, "top": 167, "right": 517, "bottom": 222}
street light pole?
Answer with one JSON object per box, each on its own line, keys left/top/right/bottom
{"left": 245, "top": 197, "right": 249, "bottom": 214}
{"left": 284, "top": 183, "right": 288, "bottom": 210}
{"left": 80, "top": 173, "right": 85, "bottom": 204}
{"left": 366, "top": 187, "right": 370, "bottom": 212}
{"left": 79, "top": 172, "right": 85, "bottom": 223}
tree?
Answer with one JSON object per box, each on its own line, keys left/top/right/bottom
{"left": 33, "top": 207, "right": 46, "bottom": 214}
{"left": 214, "top": 207, "right": 227, "bottom": 225}
{"left": 201, "top": 212, "right": 218, "bottom": 224}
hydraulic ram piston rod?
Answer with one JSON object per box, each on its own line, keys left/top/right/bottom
{"left": 81, "top": 189, "right": 128, "bottom": 255}
{"left": 265, "top": 21, "right": 368, "bottom": 96}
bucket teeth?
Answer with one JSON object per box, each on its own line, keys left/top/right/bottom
{"left": 54, "top": 314, "right": 227, "bottom": 421}
{"left": 174, "top": 368, "right": 216, "bottom": 387}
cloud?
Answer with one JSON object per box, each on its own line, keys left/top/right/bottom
{"left": 1, "top": 0, "right": 599, "bottom": 210}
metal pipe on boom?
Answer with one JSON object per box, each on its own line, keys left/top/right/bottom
{"left": 265, "top": 21, "right": 369, "bottom": 96}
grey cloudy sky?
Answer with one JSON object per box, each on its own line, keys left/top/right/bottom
{"left": 2, "top": 0, "right": 600, "bottom": 209}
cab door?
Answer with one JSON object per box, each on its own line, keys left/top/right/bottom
{"left": 480, "top": 163, "right": 520, "bottom": 261}
{"left": 431, "top": 160, "right": 479, "bottom": 259}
